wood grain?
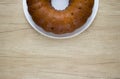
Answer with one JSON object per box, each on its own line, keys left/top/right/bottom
{"left": 0, "top": 0, "right": 120, "bottom": 79}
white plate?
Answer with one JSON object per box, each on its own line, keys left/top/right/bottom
{"left": 23, "top": 0, "right": 99, "bottom": 39}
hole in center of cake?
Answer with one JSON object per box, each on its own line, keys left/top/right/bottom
{"left": 51, "top": 0, "right": 69, "bottom": 10}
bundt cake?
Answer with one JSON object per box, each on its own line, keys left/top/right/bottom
{"left": 27, "top": 0, "right": 94, "bottom": 34}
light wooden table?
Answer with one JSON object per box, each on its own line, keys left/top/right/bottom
{"left": 0, "top": 0, "right": 120, "bottom": 79}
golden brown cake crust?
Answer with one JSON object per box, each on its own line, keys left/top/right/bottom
{"left": 27, "top": 0, "right": 94, "bottom": 34}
